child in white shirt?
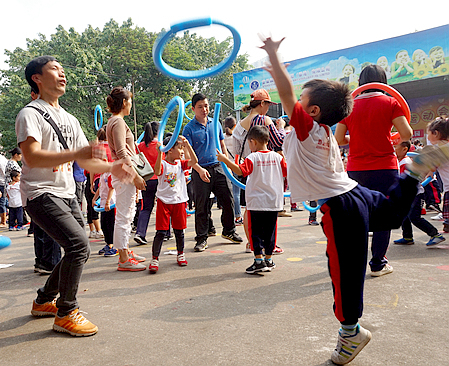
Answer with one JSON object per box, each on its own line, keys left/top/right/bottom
{"left": 6, "top": 171, "right": 23, "bottom": 230}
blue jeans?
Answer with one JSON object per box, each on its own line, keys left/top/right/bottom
{"left": 9, "top": 206, "right": 23, "bottom": 227}
{"left": 33, "top": 222, "right": 62, "bottom": 269}
{"left": 26, "top": 193, "right": 90, "bottom": 317}
{"left": 0, "top": 185, "right": 6, "bottom": 214}
{"left": 136, "top": 179, "right": 158, "bottom": 239}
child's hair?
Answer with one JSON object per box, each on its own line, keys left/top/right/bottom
{"left": 247, "top": 125, "right": 269, "bottom": 144}
{"left": 163, "top": 136, "right": 183, "bottom": 150}
{"left": 303, "top": 79, "right": 353, "bottom": 126}
{"left": 395, "top": 50, "right": 409, "bottom": 59}
{"left": 143, "top": 121, "right": 160, "bottom": 147}
{"left": 399, "top": 140, "right": 411, "bottom": 151}
{"left": 359, "top": 64, "right": 388, "bottom": 86}
{"left": 106, "top": 86, "right": 133, "bottom": 114}
{"left": 429, "top": 46, "right": 443, "bottom": 56}
{"left": 224, "top": 116, "right": 236, "bottom": 136}
{"left": 10, "top": 170, "right": 20, "bottom": 180}
{"left": 97, "top": 126, "right": 107, "bottom": 141}
{"left": 428, "top": 116, "right": 449, "bottom": 140}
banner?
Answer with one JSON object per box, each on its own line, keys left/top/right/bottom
{"left": 233, "top": 24, "right": 449, "bottom": 110}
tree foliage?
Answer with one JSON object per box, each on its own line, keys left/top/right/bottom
{"left": 0, "top": 18, "right": 250, "bottom": 152}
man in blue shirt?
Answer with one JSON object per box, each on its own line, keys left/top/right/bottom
{"left": 183, "top": 93, "right": 242, "bottom": 251}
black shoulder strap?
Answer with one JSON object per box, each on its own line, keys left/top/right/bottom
{"left": 26, "top": 106, "right": 69, "bottom": 150}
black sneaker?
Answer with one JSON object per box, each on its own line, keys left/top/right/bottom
{"left": 133, "top": 234, "right": 148, "bottom": 245}
{"left": 194, "top": 239, "right": 208, "bottom": 252}
{"left": 265, "top": 259, "right": 276, "bottom": 271}
{"left": 246, "top": 259, "right": 269, "bottom": 274}
{"left": 208, "top": 229, "right": 217, "bottom": 237}
{"left": 222, "top": 232, "right": 243, "bottom": 243}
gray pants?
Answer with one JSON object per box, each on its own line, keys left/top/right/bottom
{"left": 26, "top": 193, "right": 90, "bottom": 317}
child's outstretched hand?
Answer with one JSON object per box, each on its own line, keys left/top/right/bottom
{"left": 258, "top": 34, "right": 285, "bottom": 55}
{"left": 216, "top": 149, "right": 226, "bottom": 162}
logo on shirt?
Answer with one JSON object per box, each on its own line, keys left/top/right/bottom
{"left": 316, "top": 138, "right": 330, "bottom": 150}
{"left": 164, "top": 172, "right": 177, "bottom": 187}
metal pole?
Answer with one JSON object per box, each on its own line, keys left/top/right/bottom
{"left": 131, "top": 75, "right": 137, "bottom": 140}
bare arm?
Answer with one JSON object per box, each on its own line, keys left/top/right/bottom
{"left": 220, "top": 139, "right": 229, "bottom": 159}
{"left": 179, "top": 136, "right": 198, "bottom": 167}
{"left": 154, "top": 143, "right": 163, "bottom": 177}
{"left": 392, "top": 116, "right": 412, "bottom": 142}
{"left": 334, "top": 123, "right": 350, "bottom": 146}
{"left": 216, "top": 149, "right": 243, "bottom": 176}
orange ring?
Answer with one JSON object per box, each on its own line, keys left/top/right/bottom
{"left": 352, "top": 82, "right": 411, "bottom": 122}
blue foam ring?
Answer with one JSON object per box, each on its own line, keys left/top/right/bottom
{"left": 93, "top": 197, "right": 116, "bottom": 213}
{"left": 137, "top": 131, "right": 145, "bottom": 144}
{"left": 94, "top": 105, "right": 103, "bottom": 131}
{"left": 302, "top": 201, "right": 321, "bottom": 213}
{"left": 152, "top": 18, "right": 241, "bottom": 80}
{"left": 0, "top": 235, "right": 11, "bottom": 250}
{"left": 407, "top": 151, "right": 418, "bottom": 156}
{"left": 421, "top": 175, "right": 433, "bottom": 187}
{"left": 157, "top": 96, "right": 185, "bottom": 153}
{"left": 184, "top": 101, "right": 193, "bottom": 121}
{"left": 186, "top": 208, "right": 195, "bottom": 215}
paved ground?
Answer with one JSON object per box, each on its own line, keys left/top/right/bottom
{"left": 0, "top": 205, "right": 448, "bottom": 366}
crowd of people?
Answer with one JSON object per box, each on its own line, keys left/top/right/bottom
{"left": 6, "top": 40, "right": 449, "bottom": 364}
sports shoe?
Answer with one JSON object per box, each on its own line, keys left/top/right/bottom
{"left": 128, "top": 250, "right": 146, "bottom": 262}
{"left": 426, "top": 234, "right": 446, "bottom": 247}
{"left": 9, "top": 227, "right": 15, "bottom": 231}
{"left": 208, "top": 229, "right": 217, "bottom": 237}
{"left": 331, "top": 324, "right": 372, "bottom": 365}
{"left": 35, "top": 263, "right": 54, "bottom": 275}
{"left": 407, "top": 143, "right": 449, "bottom": 181}
{"left": 431, "top": 213, "right": 443, "bottom": 220}
{"left": 104, "top": 247, "right": 118, "bottom": 257}
{"left": 16, "top": 225, "right": 24, "bottom": 230}
{"left": 133, "top": 234, "right": 148, "bottom": 245}
{"left": 222, "top": 232, "right": 243, "bottom": 243}
{"left": 308, "top": 219, "right": 319, "bottom": 226}
{"left": 163, "top": 234, "right": 172, "bottom": 241}
{"left": 95, "top": 231, "right": 104, "bottom": 239}
{"left": 272, "top": 245, "right": 284, "bottom": 255}
{"left": 427, "top": 204, "right": 442, "bottom": 213}
{"left": 194, "top": 239, "right": 208, "bottom": 252}
{"left": 371, "top": 263, "right": 393, "bottom": 277}
{"left": 53, "top": 309, "right": 98, "bottom": 337}
{"left": 246, "top": 259, "right": 269, "bottom": 274}
{"left": 291, "top": 206, "right": 303, "bottom": 212}
{"left": 245, "top": 242, "right": 252, "bottom": 253}
{"left": 117, "top": 258, "right": 146, "bottom": 271}
{"left": 278, "top": 210, "right": 292, "bottom": 217}
{"left": 148, "top": 258, "right": 159, "bottom": 274}
{"left": 31, "top": 299, "right": 57, "bottom": 317}
{"left": 177, "top": 253, "right": 188, "bottom": 266}
{"left": 98, "top": 245, "right": 109, "bottom": 255}
{"left": 265, "top": 259, "right": 276, "bottom": 271}
{"left": 88, "top": 231, "right": 97, "bottom": 238}
{"left": 235, "top": 217, "right": 243, "bottom": 226}
{"left": 393, "top": 238, "right": 414, "bottom": 245}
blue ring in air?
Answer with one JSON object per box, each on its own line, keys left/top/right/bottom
{"left": 184, "top": 101, "right": 193, "bottom": 120}
{"left": 153, "top": 18, "right": 241, "bottom": 80}
{"left": 93, "top": 198, "right": 116, "bottom": 213}
{"left": 157, "top": 96, "right": 185, "bottom": 153}
{"left": 94, "top": 105, "right": 103, "bottom": 131}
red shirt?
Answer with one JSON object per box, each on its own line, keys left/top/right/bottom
{"left": 341, "top": 92, "right": 404, "bottom": 171}
{"left": 138, "top": 140, "right": 161, "bottom": 180}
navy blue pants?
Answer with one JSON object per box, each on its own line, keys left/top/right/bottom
{"left": 248, "top": 210, "right": 278, "bottom": 256}
{"left": 320, "top": 175, "right": 417, "bottom": 325}
{"left": 401, "top": 193, "right": 438, "bottom": 238}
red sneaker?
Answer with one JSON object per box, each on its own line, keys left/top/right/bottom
{"left": 177, "top": 253, "right": 188, "bottom": 266}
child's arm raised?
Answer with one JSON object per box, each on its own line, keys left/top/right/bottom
{"left": 154, "top": 142, "right": 163, "bottom": 176}
{"left": 179, "top": 135, "right": 199, "bottom": 167}
{"left": 216, "top": 149, "right": 243, "bottom": 176}
{"left": 259, "top": 36, "right": 297, "bottom": 118}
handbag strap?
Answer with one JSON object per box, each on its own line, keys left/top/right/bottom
{"left": 26, "top": 106, "right": 69, "bottom": 150}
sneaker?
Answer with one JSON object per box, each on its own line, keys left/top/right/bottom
{"left": 272, "top": 245, "right": 284, "bottom": 255}
{"left": 265, "top": 259, "right": 276, "bottom": 271}
{"left": 407, "top": 143, "right": 449, "bottom": 180}
{"left": 194, "top": 239, "right": 208, "bottom": 252}
{"left": 133, "top": 234, "right": 148, "bottom": 245}
{"left": 95, "top": 231, "right": 104, "bottom": 239}
{"left": 308, "top": 219, "right": 319, "bottom": 226}
{"left": 426, "top": 234, "right": 446, "bottom": 247}
{"left": 163, "top": 234, "right": 172, "bottom": 241}
{"left": 235, "top": 217, "right": 244, "bottom": 226}
{"left": 208, "top": 229, "right": 217, "bottom": 237}
{"left": 177, "top": 253, "right": 188, "bottom": 266}
{"left": 98, "top": 245, "right": 110, "bottom": 255}
{"left": 104, "top": 247, "right": 118, "bottom": 257}
{"left": 427, "top": 204, "right": 442, "bottom": 213}
{"left": 148, "top": 258, "right": 159, "bottom": 274}
{"left": 431, "top": 213, "right": 443, "bottom": 220}
{"left": 16, "top": 226, "right": 24, "bottom": 230}
{"left": 53, "top": 309, "right": 98, "bottom": 337}
{"left": 331, "top": 324, "right": 372, "bottom": 365}
{"left": 88, "top": 231, "right": 97, "bottom": 238}
{"left": 117, "top": 258, "right": 146, "bottom": 271}
{"left": 36, "top": 263, "right": 54, "bottom": 275}
{"left": 245, "top": 242, "right": 252, "bottom": 253}
{"left": 222, "top": 232, "right": 243, "bottom": 243}
{"left": 393, "top": 238, "right": 414, "bottom": 245}
{"left": 371, "top": 263, "right": 393, "bottom": 277}
{"left": 31, "top": 299, "right": 57, "bottom": 317}
{"left": 291, "top": 206, "right": 303, "bottom": 212}
{"left": 246, "top": 259, "right": 269, "bottom": 274}
{"left": 128, "top": 250, "right": 146, "bottom": 262}
{"left": 9, "top": 227, "right": 14, "bottom": 231}
{"left": 278, "top": 210, "right": 292, "bottom": 217}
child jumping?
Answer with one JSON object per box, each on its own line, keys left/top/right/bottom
{"left": 393, "top": 140, "right": 445, "bottom": 247}
{"left": 259, "top": 35, "right": 449, "bottom": 365}
{"left": 217, "top": 125, "right": 287, "bottom": 274}
{"left": 148, "top": 135, "right": 198, "bottom": 274}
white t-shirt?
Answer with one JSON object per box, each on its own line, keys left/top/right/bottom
{"left": 15, "top": 99, "right": 89, "bottom": 203}
{"left": 284, "top": 102, "right": 358, "bottom": 202}
{"left": 156, "top": 159, "right": 189, "bottom": 205}
{"left": 6, "top": 181, "right": 22, "bottom": 208}
{"left": 232, "top": 123, "right": 251, "bottom": 161}
{"left": 0, "top": 155, "right": 7, "bottom": 186}
{"left": 99, "top": 172, "right": 116, "bottom": 208}
{"left": 399, "top": 156, "right": 424, "bottom": 195}
{"left": 437, "top": 163, "right": 449, "bottom": 193}
{"left": 239, "top": 150, "right": 287, "bottom": 211}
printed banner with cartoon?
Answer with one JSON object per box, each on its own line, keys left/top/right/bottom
{"left": 233, "top": 24, "right": 449, "bottom": 110}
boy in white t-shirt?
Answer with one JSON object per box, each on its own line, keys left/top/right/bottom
{"left": 260, "top": 36, "right": 449, "bottom": 365}
{"left": 217, "top": 125, "right": 287, "bottom": 273}
{"left": 6, "top": 171, "right": 24, "bottom": 230}
{"left": 148, "top": 136, "right": 198, "bottom": 274}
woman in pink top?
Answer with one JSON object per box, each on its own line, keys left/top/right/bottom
{"left": 106, "top": 87, "right": 147, "bottom": 271}
{"left": 335, "top": 65, "right": 412, "bottom": 277}
{"left": 134, "top": 121, "right": 160, "bottom": 245}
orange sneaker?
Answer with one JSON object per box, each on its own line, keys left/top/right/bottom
{"left": 31, "top": 299, "right": 58, "bottom": 317}
{"left": 53, "top": 309, "right": 98, "bottom": 337}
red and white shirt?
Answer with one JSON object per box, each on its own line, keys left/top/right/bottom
{"left": 156, "top": 159, "right": 189, "bottom": 204}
